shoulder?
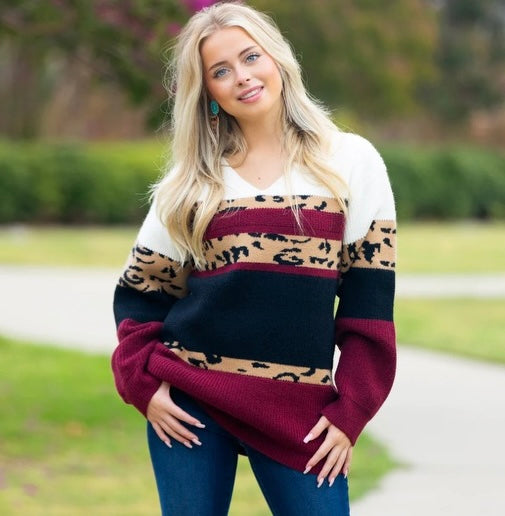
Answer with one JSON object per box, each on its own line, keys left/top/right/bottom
{"left": 329, "top": 132, "right": 395, "bottom": 243}
{"left": 329, "top": 130, "right": 387, "bottom": 185}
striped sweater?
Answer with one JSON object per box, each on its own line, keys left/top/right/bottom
{"left": 111, "top": 131, "right": 397, "bottom": 475}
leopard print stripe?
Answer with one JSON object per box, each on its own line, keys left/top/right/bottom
{"left": 212, "top": 194, "right": 345, "bottom": 215}
{"left": 163, "top": 341, "right": 332, "bottom": 385}
{"left": 202, "top": 232, "right": 341, "bottom": 272}
{"left": 339, "top": 220, "right": 396, "bottom": 273}
{"left": 118, "top": 244, "right": 191, "bottom": 298}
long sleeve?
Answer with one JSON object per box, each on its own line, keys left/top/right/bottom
{"left": 321, "top": 136, "right": 397, "bottom": 445}
{"left": 111, "top": 197, "right": 192, "bottom": 416}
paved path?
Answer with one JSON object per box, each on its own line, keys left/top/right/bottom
{"left": 1, "top": 266, "right": 504, "bottom": 353}
{"left": 352, "top": 346, "right": 505, "bottom": 515}
{"left": 1, "top": 265, "right": 505, "bottom": 514}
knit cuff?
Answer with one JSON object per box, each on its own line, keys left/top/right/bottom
{"left": 321, "top": 393, "right": 372, "bottom": 445}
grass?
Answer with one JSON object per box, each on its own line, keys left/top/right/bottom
{"left": 395, "top": 298, "right": 505, "bottom": 365}
{"left": 0, "top": 336, "right": 398, "bottom": 515}
{"left": 397, "top": 221, "right": 505, "bottom": 274}
{"left": 0, "top": 222, "right": 504, "bottom": 273}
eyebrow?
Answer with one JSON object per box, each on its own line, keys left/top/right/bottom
{"left": 207, "top": 46, "right": 259, "bottom": 72}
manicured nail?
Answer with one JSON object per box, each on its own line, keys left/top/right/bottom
{"left": 164, "top": 440, "right": 172, "bottom": 448}
{"left": 303, "top": 466, "right": 312, "bottom": 474}
{"left": 317, "top": 478, "right": 324, "bottom": 488}
{"left": 183, "top": 441, "right": 193, "bottom": 449}
{"left": 192, "top": 438, "right": 202, "bottom": 446}
{"left": 195, "top": 422, "right": 206, "bottom": 428}
{"left": 328, "top": 477, "right": 335, "bottom": 487}
{"left": 344, "top": 469, "right": 348, "bottom": 479}
{"left": 303, "top": 433, "right": 313, "bottom": 443}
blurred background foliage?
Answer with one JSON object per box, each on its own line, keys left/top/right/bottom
{"left": 1, "top": 0, "right": 505, "bottom": 143}
{"left": 0, "top": 0, "right": 504, "bottom": 225}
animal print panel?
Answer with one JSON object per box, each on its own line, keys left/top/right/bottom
{"left": 202, "top": 233, "right": 340, "bottom": 273}
{"left": 214, "top": 194, "right": 345, "bottom": 215}
{"left": 163, "top": 340, "right": 333, "bottom": 386}
{"left": 339, "top": 220, "right": 396, "bottom": 273}
{"left": 119, "top": 244, "right": 191, "bottom": 298}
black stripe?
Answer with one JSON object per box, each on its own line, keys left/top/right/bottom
{"left": 113, "top": 285, "right": 178, "bottom": 326}
{"left": 161, "top": 270, "right": 338, "bottom": 368}
{"left": 336, "top": 268, "right": 395, "bottom": 321}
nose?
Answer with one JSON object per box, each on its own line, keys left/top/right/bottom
{"left": 235, "top": 64, "right": 251, "bottom": 85}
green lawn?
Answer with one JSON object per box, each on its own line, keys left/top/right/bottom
{"left": 395, "top": 298, "right": 505, "bottom": 364}
{"left": 0, "top": 336, "right": 399, "bottom": 515}
{"left": 397, "top": 221, "right": 505, "bottom": 273}
{"left": 1, "top": 222, "right": 504, "bottom": 273}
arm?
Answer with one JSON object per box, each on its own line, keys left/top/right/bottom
{"left": 111, "top": 197, "right": 192, "bottom": 417}
{"left": 321, "top": 137, "right": 397, "bottom": 445}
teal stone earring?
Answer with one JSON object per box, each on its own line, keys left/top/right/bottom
{"left": 210, "top": 100, "right": 220, "bottom": 116}
{"left": 209, "top": 100, "right": 220, "bottom": 136}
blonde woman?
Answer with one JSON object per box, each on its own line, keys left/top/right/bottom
{"left": 112, "top": 2, "right": 397, "bottom": 514}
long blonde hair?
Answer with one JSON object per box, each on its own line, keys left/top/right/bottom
{"left": 151, "top": 1, "right": 348, "bottom": 270}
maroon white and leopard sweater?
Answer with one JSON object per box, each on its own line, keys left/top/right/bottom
{"left": 112, "top": 131, "right": 397, "bottom": 475}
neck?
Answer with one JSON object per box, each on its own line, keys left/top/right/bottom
{"left": 236, "top": 105, "right": 284, "bottom": 154}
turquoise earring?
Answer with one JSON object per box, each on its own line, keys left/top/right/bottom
{"left": 209, "top": 100, "right": 220, "bottom": 135}
{"left": 210, "top": 100, "right": 220, "bottom": 116}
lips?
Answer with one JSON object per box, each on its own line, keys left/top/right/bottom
{"left": 238, "top": 86, "right": 263, "bottom": 100}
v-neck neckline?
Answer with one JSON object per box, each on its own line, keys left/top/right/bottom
{"left": 223, "top": 159, "right": 286, "bottom": 193}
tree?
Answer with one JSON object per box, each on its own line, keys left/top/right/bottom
{"left": 425, "top": 0, "right": 505, "bottom": 121}
{"left": 0, "top": 0, "right": 218, "bottom": 139}
{"left": 250, "top": 0, "right": 438, "bottom": 120}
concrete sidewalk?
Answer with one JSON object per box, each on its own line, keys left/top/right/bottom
{"left": 1, "top": 266, "right": 504, "bottom": 353}
{"left": 352, "top": 346, "right": 505, "bottom": 515}
{"left": 1, "top": 265, "right": 505, "bottom": 515}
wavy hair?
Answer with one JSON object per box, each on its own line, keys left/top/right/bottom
{"left": 151, "top": 1, "right": 348, "bottom": 269}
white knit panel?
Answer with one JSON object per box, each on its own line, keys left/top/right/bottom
{"left": 334, "top": 133, "right": 396, "bottom": 245}
{"left": 136, "top": 197, "right": 183, "bottom": 261}
{"left": 139, "top": 131, "right": 395, "bottom": 255}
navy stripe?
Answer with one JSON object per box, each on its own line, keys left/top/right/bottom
{"left": 161, "top": 270, "right": 338, "bottom": 369}
{"left": 336, "top": 268, "right": 395, "bottom": 321}
{"left": 113, "top": 285, "right": 178, "bottom": 326}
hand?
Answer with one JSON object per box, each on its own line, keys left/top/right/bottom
{"left": 146, "top": 381, "right": 206, "bottom": 449}
{"left": 303, "top": 415, "right": 353, "bottom": 487}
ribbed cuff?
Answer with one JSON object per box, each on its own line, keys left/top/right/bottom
{"left": 126, "top": 372, "right": 162, "bottom": 418}
{"left": 321, "top": 393, "right": 372, "bottom": 445}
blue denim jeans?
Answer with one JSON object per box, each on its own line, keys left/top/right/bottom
{"left": 147, "top": 387, "right": 350, "bottom": 515}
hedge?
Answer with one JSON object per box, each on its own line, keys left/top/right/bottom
{"left": 0, "top": 140, "right": 504, "bottom": 224}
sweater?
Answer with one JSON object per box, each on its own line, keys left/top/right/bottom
{"left": 111, "top": 131, "right": 397, "bottom": 475}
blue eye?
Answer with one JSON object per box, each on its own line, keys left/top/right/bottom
{"left": 213, "top": 68, "right": 228, "bottom": 78}
{"left": 246, "top": 53, "right": 260, "bottom": 62}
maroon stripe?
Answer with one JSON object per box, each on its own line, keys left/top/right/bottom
{"left": 192, "top": 261, "right": 340, "bottom": 279}
{"left": 205, "top": 208, "right": 344, "bottom": 240}
{"left": 147, "top": 343, "right": 338, "bottom": 474}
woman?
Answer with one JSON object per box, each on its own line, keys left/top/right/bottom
{"left": 112, "top": 2, "right": 397, "bottom": 514}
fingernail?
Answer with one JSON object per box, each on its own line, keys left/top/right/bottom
{"left": 303, "top": 433, "right": 313, "bottom": 443}
{"left": 183, "top": 441, "right": 193, "bottom": 449}
{"left": 329, "top": 477, "right": 335, "bottom": 487}
{"left": 317, "top": 478, "right": 324, "bottom": 488}
{"left": 195, "top": 422, "right": 206, "bottom": 428}
{"left": 191, "top": 438, "right": 202, "bottom": 446}
{"left": 164, "top": 440, "right": 172, "bottom": 448}
{"left": 303, "top": 466, "right": 312, "bottom": 474}
{"left": 344, "top": 470, "right": 348, "bottom": 479}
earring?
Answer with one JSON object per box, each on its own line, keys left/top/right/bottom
{"left": 209, "top": 100, "right": 219, "bottom": 135}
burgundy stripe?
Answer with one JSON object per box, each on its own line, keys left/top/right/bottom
{"left": 192, "top": 261, "right": 340, "bottom": 279}
{"left": 147, "top": 343, "right": 338, "bottom": 474}
{"left": 205, "top": 208, "right": 344, "bottom": 240}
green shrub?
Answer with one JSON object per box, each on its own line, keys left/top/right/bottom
{"left": 381, "top": 144, "right": 505, "bottom": 220}
{"left": 0, "top": 140, "right": 504, "bottom": 224}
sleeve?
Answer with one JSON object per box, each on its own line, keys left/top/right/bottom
{"left": 321, "top": 135, "right": 397, "bottom": 445}
{"left": 111, "top": 196, "right": 192, "bottom": 417}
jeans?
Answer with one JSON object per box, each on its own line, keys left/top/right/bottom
{"left": 147, "top": 386, "right": 350, "bottom": 516}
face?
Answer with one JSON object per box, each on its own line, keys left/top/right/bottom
{"left": 200, "top": 26, "right": 283, "bottom": 125}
